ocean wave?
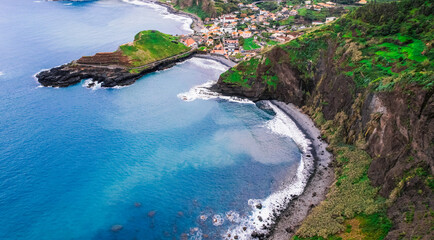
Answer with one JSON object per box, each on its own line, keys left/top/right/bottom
{"left": 177, "top": 80, "right": 254, "bottom": 104}
{"left": 82, "top": 79, "right": 102, "bottom": 90}
{"left": 0, "top": 71, "right": 4, "bottom": 77}
{"left": 179, "top": 81, "right": 315, "bottom": 238}
{"left": 221, "top": 101, "right": 315, "bottom": 239}
{"left": 188, "top": 58, "right": 229, "bottom": 72}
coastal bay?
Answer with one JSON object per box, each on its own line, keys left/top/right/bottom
{"left": 0, "top": 1, "right": 322, "bottom": 239}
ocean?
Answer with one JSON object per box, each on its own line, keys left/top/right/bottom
{"left": 0, "top": 0, "right": 309, "bottom": 239}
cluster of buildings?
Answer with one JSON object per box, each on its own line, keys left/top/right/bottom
{"left": 179, "top": 1, "right": 342, "bottom": 61}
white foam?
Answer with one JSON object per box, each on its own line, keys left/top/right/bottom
{"left": 221, "top": 101, "right": 315, "bottom": 239}
{"left": 188, "top": 58, "right": 229, "bottom": 72}
{"left": 212, "top": 214, "right": 225, "bottom": 226}
{"left": 82, "top": 79, "right": 102, "bottom": 90}
{"left": 189, "top": 227, "right": 203, "bottom": 240}
{"left": 121, "top": 0, "right": 151, "bottom": 6}
{"left": 226, "top": 210, "right": 241, "bottom": 223}
{"left": 199, "top": 214, "right": 208, "bottom": 222}
{"left": 0, "top": 71, "right": 4, "bottom": 77}
{"left": 177, "top": 80, "right": 254, "bottom": 104}
{"left": 64, "top": 3, "right": 72, "bottom": 6}
{"left": 181, "top": 89, "right": 314, "bottom": 238}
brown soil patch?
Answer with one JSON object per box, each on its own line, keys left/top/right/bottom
{"left": 338, "top": 219, "right": 364, "bottom": 240}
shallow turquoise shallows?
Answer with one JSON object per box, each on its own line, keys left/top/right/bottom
{"left": 0, "top": 0, "right": 301, "bottom": 239}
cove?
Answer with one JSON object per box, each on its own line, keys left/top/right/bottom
{"left": 0, "top": 0, "right": 306, "bottom": 239}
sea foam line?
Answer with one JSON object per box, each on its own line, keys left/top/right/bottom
{"left": 221, "top": 101, "right": 315, "bottom": 239}
{"left": 177, "top": 80, "right": 254, "bottom": 104}
{"left": 180, "top": 81, "right": 316, "bottom": 239}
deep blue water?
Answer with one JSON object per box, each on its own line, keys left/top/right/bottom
{"left": 0, "top": 0, "right": 302, "bottom": 239}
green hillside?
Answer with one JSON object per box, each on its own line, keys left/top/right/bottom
{"left": 119, "top": 30, "right": 190, "bottom": 67}
{"left": 222, "top": 0, "right": 433, "bottom": 91}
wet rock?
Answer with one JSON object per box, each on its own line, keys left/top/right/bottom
{"left": 255, "top": 203, "right": 262, "bottom": 209}
{"left": 285, "top": 227, "right": 293, "bottom": 233}
{"left": 111, "top": 225, "right": 123, "bottom": 232}
{"left": 243, "top": 226, "right": 247, "bottom": 231}
{"left": 203, "top": 234, "right": 209, "bottom": 238}
{"left": 134, "top": 202, "right": 142, "bottom": 207}
{"left": 234, "top": 235, "right": 239, "bottom": 239}
{"left": 312, "top": 192, "right": 317, "bottom": 197}
{"left": 177, "top": 211, "right": 184, "bottom": 217}
{"left": 258, "top": 216, "right": 263, "bottom": 222}
{"left": 36, "top": 51, "right": 196, "bottom": 88}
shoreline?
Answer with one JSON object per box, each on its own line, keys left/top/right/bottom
{"left": 267, "top": 101, "right": 334, "bottom": 239}
{"left": 39, "top": 2, "right": 334, "bottom": 237}
{"left": 193, "top": 54, "right": 236, "bottom": 68}
{"left": 154, "top": 0, "right": 335, "bottom": 234}
{"left": 148, "top": 0, "right": 205, "bottom": 33}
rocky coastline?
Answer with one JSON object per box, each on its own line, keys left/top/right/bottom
{"left": 35, "top": 1, "right": 337, "bottom": 239}
{"left": 211, "top": 26, "right": 433, "bottom": 239}
{"left": 150, "top": 0, "right": 205, "bottom": 33}
{"left": 36, "top": 50, "right": 197, "bottom": 88}
{"left": 35, "top": 0, "right": 213, "bottom": 88}
{"left": 266, "top": 101, "right": 334, "bottom": 240}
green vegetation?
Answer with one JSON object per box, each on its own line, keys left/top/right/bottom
{"left": 294, "top": 106, "right": 391, "bottom": 239}
{"left": 220, "top": 57, "right": 261, "bottom": 88}
{"left": 279, "top": 16, "right": 295, "bottom": 26}
{"left": 296, "top": 8, "right": 338, "bottom": 22}
{"left": 174, "top": 4, "right": 210, "bottom": 19}
{"left": 284, "top": 0, "right": 433, "bottom": 91}
{"left": 243, "top": 37, "right": 261, "bottom": 50}
{"left": 257, "top": 2, "right": 279, "bottom": 12}
{"left": 219, "top": 1, "right": 433, "bottom": 239}
{"left": 173, "top": 0, "right": 217, "bottom": 19}
{"left": 119, "top": 30, "right": 190, "bottom": 68}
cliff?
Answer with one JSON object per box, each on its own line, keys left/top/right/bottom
{"left": 36, "top": 30, "right": 194, "bottom": 88}
{"left": 213, "top": 0, "right": 433, "bottom": 239}
{"left": 174, "top": 0, "right": 217, "bottom": 19}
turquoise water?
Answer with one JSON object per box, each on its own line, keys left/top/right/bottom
{"left": 0, "top": 0, "right": 303, "bottom": 239}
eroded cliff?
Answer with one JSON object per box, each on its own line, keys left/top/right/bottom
{"left": 213, "top": 0, "right": 433, "bottom": 238}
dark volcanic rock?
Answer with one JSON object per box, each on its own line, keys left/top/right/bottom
{"left": 36, "top": 64, "right": 139, "bottom": 88}
{"left": 36, "top": 50, "right": 196, "bottom": 88}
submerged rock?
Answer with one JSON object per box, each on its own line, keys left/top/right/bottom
{"left": 147, "top": 210, "right": 156, "bottom": 217}
{"left": 111, "top": 224, "right": 123, "bottom": 232}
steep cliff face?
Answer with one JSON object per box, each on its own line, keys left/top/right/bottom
{"left": 175, "top": 0, "right": 217, "bottom": 18}
{"left": 214, "top": 0, "right": 433, "bottom": 238}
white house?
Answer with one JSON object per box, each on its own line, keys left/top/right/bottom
{"left": 326, "top": 17, "right": 337, "bottom": 23}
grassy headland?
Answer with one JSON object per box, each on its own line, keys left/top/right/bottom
{"left": 119, "top": 30, "right": 190, "bottom": 68}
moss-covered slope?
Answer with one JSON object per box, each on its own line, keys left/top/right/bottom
{"left": 119, "top": 30, "right": 190, "bottom": 67}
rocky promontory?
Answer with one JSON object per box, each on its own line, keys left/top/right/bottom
{"left": 36, "top": 30, "right": 195, "bottom": 88}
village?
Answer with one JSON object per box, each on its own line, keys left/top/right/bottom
{"left": 177, "top": 0, "right": 367, "bottom": 61}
